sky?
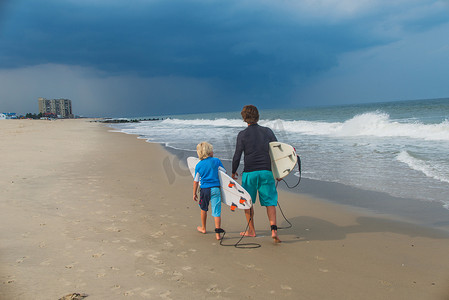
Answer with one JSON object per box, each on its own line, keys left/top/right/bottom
{"left": 0, "top": 0, "right": 448, "bottom": 117}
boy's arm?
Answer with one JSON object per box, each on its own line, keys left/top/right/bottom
{"left": 193, "top": 181, "right": 199, "bottom": 201}
{"left": 218, "top": 159, "right": 226, "bottom": 173}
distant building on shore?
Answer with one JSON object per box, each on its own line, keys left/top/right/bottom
{"left": 38, "top": 97, "right": 74, "bottom": 118}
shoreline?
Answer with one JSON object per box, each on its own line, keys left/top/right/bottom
{"left": 1, "top": 119, "right": 449, "bottom": 299}
{"left": 161, "top": 145, "right": 449, "bottom": 234}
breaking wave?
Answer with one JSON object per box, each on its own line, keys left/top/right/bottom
{"left": 397, "top": 150, "right": 449, "bottom": 183}
{"left": 161, "top": 111, "right": 449, "bottom": 141}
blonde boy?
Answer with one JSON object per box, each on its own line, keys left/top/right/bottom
{"left": 193, "top": 142, "right": 226, "bottom": 240}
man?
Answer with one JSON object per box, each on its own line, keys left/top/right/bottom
{"left": 232, "top": 105, "right": 281, "bottom": 243}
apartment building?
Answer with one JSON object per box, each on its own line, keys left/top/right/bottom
{"left": 38, "top": 97, "right": 73, "bottom": 118}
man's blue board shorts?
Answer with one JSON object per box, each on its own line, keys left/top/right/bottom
{"left": 242, "top": 170, "right": 278, "bottom": 207}
{"left": 199, "top": 187, "right": 221, "bottom": 217}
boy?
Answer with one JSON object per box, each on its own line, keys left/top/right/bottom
{"left": 193, "top": 142, "right": 226, "bottom": 240}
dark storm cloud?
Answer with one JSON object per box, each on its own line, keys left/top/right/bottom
{"left": 0, "top": 0, "right": 387, "bottom": 89}
{"left": 1, "top": 0, "right": 448, "bottom": 116}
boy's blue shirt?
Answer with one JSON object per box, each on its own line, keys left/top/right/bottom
{"left": 194, "top": 157, "right": 225, "bottom": 189}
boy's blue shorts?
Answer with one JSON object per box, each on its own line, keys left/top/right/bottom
{"left": 199, "top": 187, "right": 221, "bottom": 217}
{"left": 242, "top": 170, "right": 278, "bottom": 207}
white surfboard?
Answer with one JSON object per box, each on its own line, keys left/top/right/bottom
{"left": 187, "top": 157, "right": 252, "bottom": 211}
{"left": 269, "top": 142, "right": 298, "bottom": 180}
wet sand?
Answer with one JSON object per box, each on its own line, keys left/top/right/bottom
{"left": 1, "top": 119, "right": 448, "bottom": 299}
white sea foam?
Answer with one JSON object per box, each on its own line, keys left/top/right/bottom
{"left": 161, "top": 118, "right": 246, "bottom": 128}
{"left": 397, "top": 150, "right": 449, "bottom": 183}
{"left": 160, "top": 112, "right": 449, "bottom": 141}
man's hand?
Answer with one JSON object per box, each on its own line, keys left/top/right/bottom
{"left": 232, "top": 172, "right": 238, "bottom": 180}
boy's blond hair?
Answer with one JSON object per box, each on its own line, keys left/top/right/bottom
{"left": 196, "top": 142, "right": 213, "bottom": 160}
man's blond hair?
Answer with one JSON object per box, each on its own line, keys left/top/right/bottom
{"left": 196, "top": 141, "right": 213, "bottom": 160}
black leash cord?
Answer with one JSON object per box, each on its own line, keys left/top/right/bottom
{"left": 275, "top": 155, "right": 302, "bottom": 229}
{"left": 219, "top": 217, "right": 261, "bottom": 249}
{"left": 278, "top": 155, "right": 302, "bottom": 189}
{"left": 276, "top": 200, "right": 292, "bottom": 229}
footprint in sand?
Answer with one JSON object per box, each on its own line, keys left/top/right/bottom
{"left": 170, "top": 271, "right": 183, "bottom": 281}
{"left": 207, "top": 284, "right": 222, "bottom": 294}
{"left": 111, "top": 284, "right": 121, "bottom": 291}
{"left": 177, "top": 252, "right": 188, "bottom": 258}
{"left": 379, "top": 280, "right": 392, "bottom": 287}
{"left": 153, "top": 267, "right": 164, "bottom": 276}
{"left": 140, "top": 287, "right": 155, "bottom": 298}
{"left": 40, "top": 259, "right": 52, "bottom": 266}
{"left": 151, "top": 231, "right": 164, "bottom": 238}
{"left": 16, "top": 256, "right": 28, "bottom": 263}
{"left": 159, "top": 290, "right": 171, "bottom": 299}
{"left": 147, "top": 254, "right": 163, "bottom": 264}
{"left": 136, "top": 270, "right": 145, "bottom": 277}
{"left": 123, "top": 288, "right": 141, "bottom": 296}
{"left": 281, "top": 285, "right": 292, "bottom": 290}
{"left": 105, "top": 226, "right": 121, "bottom": 232}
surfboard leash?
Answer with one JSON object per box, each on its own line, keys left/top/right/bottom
{"left": 218, "top": 217, "right": 261, "bottom": 249}
{"left": 278, "top": 155, "right": 302, "bottom": 189}
{"left": 275, "top": 155, "right": 302, "bottom": 229}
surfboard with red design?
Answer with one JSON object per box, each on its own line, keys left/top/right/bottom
{"left": 187, "top": 157, "right": 252, "bottom": 211}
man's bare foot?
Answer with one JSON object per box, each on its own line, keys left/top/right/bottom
{"left": 216, "top": 233, "right": 222, "bottom": 240}
{"left": 272, "top": 230, "right": 281, "bottom": 243}
{"left": 240, "top": 231, "right": 256, "bottom": 237}
{"left": 197, "top": 226, "right": 206, "bottom": 234}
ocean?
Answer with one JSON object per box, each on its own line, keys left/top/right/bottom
{"left": 109, "top": 98, "right": 449, "bottom": 216}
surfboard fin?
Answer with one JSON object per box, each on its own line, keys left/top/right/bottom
{"left": 239, "top": 197, "right": 247, "bottom": 205}
{"left": 230, "top": 203, "right": 237, "bottom": 211}
{"left": 228, "top": 182, "right": 236, "bottom": 188}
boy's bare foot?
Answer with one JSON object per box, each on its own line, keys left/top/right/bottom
{"left": 240, "top": 231, "right": 256, "bottom": 237}
{"left": 215, "top": 228, "right": 225, "bottom": 240}
{"left": 197, "top": 226, "right": 206, "bottom": 234}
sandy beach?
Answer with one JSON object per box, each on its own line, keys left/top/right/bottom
{"left": 1, "top": 119, "right": 448, "bottom": 300}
